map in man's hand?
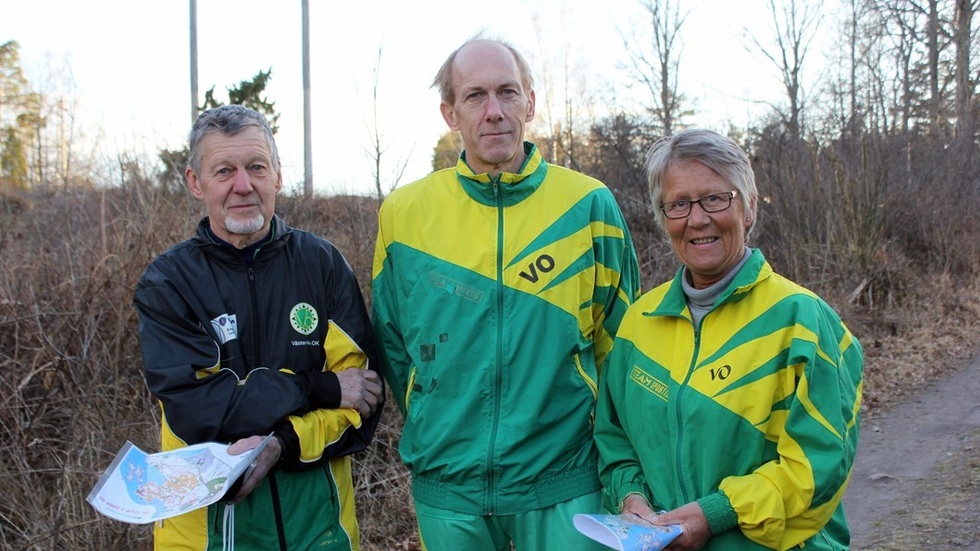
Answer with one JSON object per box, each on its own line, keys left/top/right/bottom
{"left": 86, "top": 436, "right": 271, "bottom": 524}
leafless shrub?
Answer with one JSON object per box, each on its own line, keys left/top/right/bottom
{"left": 0, "top": 184, "right": 174, "bottom": 550}
{"left": 0, "top": 183, "right": 419, "bottom": 550}
{"left": 0, "top": 151, "right": 977, "bottom": 549}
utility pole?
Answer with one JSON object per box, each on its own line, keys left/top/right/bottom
{"left": 302, "top": 0, "right": 313, "bottom": 197}
{"left": 189, "top": 0, "right": 199, "bottom": 124}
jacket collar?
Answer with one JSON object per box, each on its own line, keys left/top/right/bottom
{"left": 455, "top": 142, "right": 547, "bottom": 206}
{"left": 645, "top": 248, "right": 771, "bottom": 318}
{"left": 193, "top": 214, "right": 291, "bottom": 264}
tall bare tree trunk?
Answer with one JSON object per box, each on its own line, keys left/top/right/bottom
{"left": 620, "top": 0, "right": 687, "bottom": 135}
{"left": 953, "top": 0, "right": 976, "bottom": 143}
{"left": 751, "top": 0, "right": 820, "bottom": 142}
{"left": 927, "top": 0, "right": 941, "bottom": 136}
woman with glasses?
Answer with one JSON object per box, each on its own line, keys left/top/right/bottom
{"left": 594, "top": 129, "right": 864, "bottom": 551}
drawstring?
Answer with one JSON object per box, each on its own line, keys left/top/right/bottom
{"left": 222, "top": 502, "right": 235, "bottom": 551}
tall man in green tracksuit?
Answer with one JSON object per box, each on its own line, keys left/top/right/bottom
{"left": 371, "top": 36, "right": 640, "bottom": 551}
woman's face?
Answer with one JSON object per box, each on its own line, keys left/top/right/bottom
{"left": 662, "top": 160, "right": 755, "bottom": 289}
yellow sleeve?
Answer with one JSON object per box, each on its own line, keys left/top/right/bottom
{"left": 289, "top": 319, "right": 368, "bottom": 463}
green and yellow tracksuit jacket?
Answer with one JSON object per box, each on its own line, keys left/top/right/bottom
{"left": 595, "top": 249, "right": 863, "bottom": 550}
{"left": 372, "top": 142, "right": 640, "bottom": 515}
{"left": 134, "top": 216, "right": 381, "bottom": 550}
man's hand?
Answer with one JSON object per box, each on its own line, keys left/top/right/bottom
{"left": 336, "top": 368, "right": 382, "bottom": 418}
{"left": 226, "top": 435, "right": 282, "bottom": 504}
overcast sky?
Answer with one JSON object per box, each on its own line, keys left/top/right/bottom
{"left": 4, "top": 0, "right": 820, "bottom": 196}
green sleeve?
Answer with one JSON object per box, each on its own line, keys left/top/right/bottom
{"left": 697, "top": 491, "right": 739, "bottom": 535}
{"left": 590, "top": 189, "right": 641, "bottom": 370}
{"left": 595, "top": 337, "right": 652, "bottom": 512}
{"left": 370, "top": 210, "right": 412, "bottom": 418}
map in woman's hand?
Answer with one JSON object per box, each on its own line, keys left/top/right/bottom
{"left": 574, "top": 513, "right": 683, "bottom": 551}
{"left": 86, "top": 436, "right": 271, "bottom": 524}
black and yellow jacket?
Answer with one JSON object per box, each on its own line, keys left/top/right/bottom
{"left": 134, "top": 215, "right": 381, "bottom": 551}
{"left": 372, "top": 143, "right": 641, "bottom": 515}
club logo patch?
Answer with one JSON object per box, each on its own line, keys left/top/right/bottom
{"left": 210, "top": 313, "right": 238, "bottom": 344}
{"left": 289, "top": 302, "right": 319, "bottom": 335}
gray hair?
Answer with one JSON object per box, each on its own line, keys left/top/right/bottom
{"left": 187, "top": 105, "right": 280, "bottom": 175}
{"left": 431, "top": 33, "right": 535, "bottom": 105}
{"left": 645, "top": 128, "right": 758, "bottom": 237}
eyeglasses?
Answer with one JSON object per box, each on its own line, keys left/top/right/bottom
{"left": 660, "top": 190, "right": 739, "bottom": 219}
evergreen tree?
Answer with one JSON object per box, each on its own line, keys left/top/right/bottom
{"left": 201, "top": 69, "right": 279, "bottom": 133}
{"left": 431, "top": 131, "right": 463, "bottom": 172}
{"left": 158, "top": 70, "right": 281, "bottom": 189}
{"left": 0, "top": 40, "right": 30, "bottom": 189}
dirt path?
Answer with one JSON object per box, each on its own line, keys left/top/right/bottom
{"left": 844, "top": 353, "right": 980, "bottom": 550}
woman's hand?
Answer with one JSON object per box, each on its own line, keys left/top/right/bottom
{"left": 620, "top": 493, "right": 658, "bottom": 523}
{"left": 656, "top": 502, "right": 711, "bottom": 551}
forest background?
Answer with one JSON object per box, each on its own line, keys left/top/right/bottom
{"left": 2, "top": 0, "right": 980, "bottom": 549}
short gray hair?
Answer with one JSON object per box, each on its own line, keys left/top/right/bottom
{"left": 187, "top": 105, "right": 280, "bottom": 175}
{"left": 645, "top": 128, "right": 758, "bottom": 237}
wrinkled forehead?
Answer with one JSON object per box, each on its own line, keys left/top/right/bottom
{"left": 452, "top": 42, "right": 524, "bottom": 90}
{"left": 198, "top": 128, "right": 273, "bottom": 165}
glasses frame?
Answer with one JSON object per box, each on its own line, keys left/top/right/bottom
{"left": 660, "top": 190, "right": 739, "bottom": 219}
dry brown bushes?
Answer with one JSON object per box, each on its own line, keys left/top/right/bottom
{"left": 0, "top": 186, "right": 194, "bottom": 549}
{"left": 0, "top": 182, "right": 977, "bottom": 550}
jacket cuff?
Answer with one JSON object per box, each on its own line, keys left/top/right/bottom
{"left": 273, "top": 422, "right": 299, "bottom": 470}
{"left": 617, "top": 483, "right": 653, "bottom": 512}
{"left": 696, "top": 491, "right": 739, "bottom": 535}
{"left": 305, "top": 371, "right": 341, "bottom": 409}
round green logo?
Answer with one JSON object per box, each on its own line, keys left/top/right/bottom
{"left": 289, "top": 302, "right": 319, "bottom": 335}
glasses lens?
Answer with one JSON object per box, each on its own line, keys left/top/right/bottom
{"left": 663, "top": 201, "right": 688, "bottom": 218}
{"left": 701, "top": 194, "right": 731, "bottom": 213}
{"left": 662, "top": 192, "right": 734, "bottom": 218}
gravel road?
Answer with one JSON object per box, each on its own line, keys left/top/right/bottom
{"left": 844, "top": 353, "right": 980, "bottom": 550}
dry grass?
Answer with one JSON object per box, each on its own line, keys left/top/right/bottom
{"left": 0, "top": 184, "right": 978, "bottom": 551}
{"left": 843, "top": 274, "right": 980, "bottom": 418}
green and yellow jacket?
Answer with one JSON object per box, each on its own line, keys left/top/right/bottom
{"left": 595, "top": 249, "right": 863, "bottom": 550}
{"left": 372, "top": 143, "right": 640, "bottom": 515}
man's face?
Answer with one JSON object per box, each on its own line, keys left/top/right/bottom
{"left": 185, "top": 126, "right": 282, "bottom": 248}
{"left": 440, "top": 41, "right": 536, "bottom": 177}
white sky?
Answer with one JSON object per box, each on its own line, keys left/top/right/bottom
{"left": 3, "top": 0, "right": 825, "bottom": 196}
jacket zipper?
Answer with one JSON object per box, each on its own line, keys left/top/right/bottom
{"left": 268, "top": 471, "right": 288, "bottom": 550}
{"left": 247, "top": 266, "right": 263, "bottom": 367}
{"left": 246, "top": 255, "right": 286, "bottom": 548}
{"left": 485, "top": 176, "right": 504, "bottom": 514}
{"left": 675, "top": 317, "right": 700, "bottom": 504}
